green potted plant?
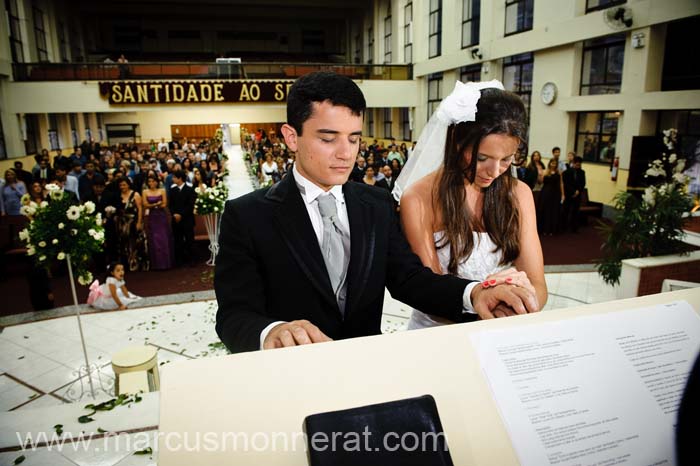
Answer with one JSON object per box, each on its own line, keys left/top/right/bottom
{"left": 597, "top": 129, "right": 695, "bottom": 286}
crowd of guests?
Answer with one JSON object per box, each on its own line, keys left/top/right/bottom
{"left": 1, "top": 137, "right": 228, "bottom": 280}
{"left": 513, "top": 146, "right": 588, "bottom": 235}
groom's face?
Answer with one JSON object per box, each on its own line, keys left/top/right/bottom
{"left": 281, "top": 101, "right": 363, "bottom": 191}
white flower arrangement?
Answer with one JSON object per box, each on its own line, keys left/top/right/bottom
{"left": 598, "top": 128, "right": 694, "bottom": 286}
{"left": 19, "top": 185, "right": 105, "bottom": 287}
{"left": 642, "top": 128, "right": 691, "bottom": 208}
{"left": 194, "top": 180, "right": 229, "bottom": 215}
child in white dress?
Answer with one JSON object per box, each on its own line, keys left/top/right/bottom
{"left": 88, "top": 262, "right": 141, "bottom": 310}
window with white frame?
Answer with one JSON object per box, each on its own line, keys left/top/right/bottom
{"left": 33, "top": 5, "right": 49, "bottom": 61}
{"left": 48, "top": 114, "right": 60, "bottom": 150}
{"left": 384, "top": 5, "right": 392, "bottom": 64}
{"left": 427, "top": 73, "right": 443, "bottom": 121}
{"left": 404, "top": 2, "right": 413, "bottom": 63}
{"left": 428, "top": 0, "right": 442, "bottom": 58}
{"left": 383, "top": 108, "right": 393, "bottom": 139}
{"left": 505, "top": 0, "right": 533, "bottom": 36}
{"left": 400, "top": 108, "right": 412, "bottom": 142}
{"left": 503, "top": 52, "right": 533, "bottom": 117}
{"left": 367, "top": 26, "right": 374, "bottom": 64}
{"left": 462, "top": 0, "right": 480, "bottom": 48}
{"left": 7, "top": 0, "right": 25, "bottom": 63}
{"left": 460, "top": 64, "right": 481, "bottom": 83}
{"left": 580, "top": 33, "right": 625, "bottom": 96}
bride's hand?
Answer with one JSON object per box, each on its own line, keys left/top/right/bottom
{"left": 483, "top": 268, "right": 536, "bottom": 296}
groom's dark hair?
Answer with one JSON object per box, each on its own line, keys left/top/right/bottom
{"left": 287, "top": 71, "right": 366, "bottom": 135}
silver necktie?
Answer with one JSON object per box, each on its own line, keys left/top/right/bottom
{"left": 317, "top": 193, "right": 347, "bottom": 311}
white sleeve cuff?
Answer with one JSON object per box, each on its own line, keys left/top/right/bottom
{"left": 462, "top": 282, "right": 479, "bottom": 314}
{"left": 260, "top": 321, "right": 286, "bottom": 350}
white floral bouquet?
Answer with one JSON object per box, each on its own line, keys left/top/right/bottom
{"left": 642, "top": 129, "right": 691, "bottom": 206}
{"left": 19, "top": 184, "right": 105, "bottom": 285}
{"left": 194, "top": 180, "right": 229, "bottom": 215}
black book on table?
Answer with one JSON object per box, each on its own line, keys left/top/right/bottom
{"left": 303, "top": 394, "right": 454, "bottom": 466}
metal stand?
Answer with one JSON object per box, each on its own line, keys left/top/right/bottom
{"left": 203, "top": 213, "right": 221, "bottom": 266}
{"left": 65, "top": 254, "right": 112, "bottom": 401}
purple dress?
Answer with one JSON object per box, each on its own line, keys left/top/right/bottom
{"left": 145, "top": 194, "right": 175, "bottom": 270}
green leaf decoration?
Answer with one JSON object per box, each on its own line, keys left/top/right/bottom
{"left": 134, "top": 447, "right": 153, "bottom": 455}
{"left": 14, "top": 455, "right": 25, "bottom": 465}
{"left": 78, "top": 415, "right": 95, "bottom": 424}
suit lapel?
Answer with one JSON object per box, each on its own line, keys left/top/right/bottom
{"left": 269, "top": 175, "right": 338, "bottom": 311}
{"left": 344, "top": 183, "right": 375, "bottom": 316}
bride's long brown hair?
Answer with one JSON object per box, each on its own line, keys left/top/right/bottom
{"left": 435, "top": 88, "right": 528, "bottom": 274}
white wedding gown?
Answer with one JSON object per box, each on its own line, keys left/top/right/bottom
{"left": 407, "top": 231, "right": 510, "bottom": 329}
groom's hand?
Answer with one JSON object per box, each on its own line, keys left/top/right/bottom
{"left": 263, "top": 320, "right": 333, "bottom": 349}
{"left": 471, "top": 284, "right": 539, "bottom": 320}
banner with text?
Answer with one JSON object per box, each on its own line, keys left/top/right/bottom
{"left": 99, "top": 81, "right": 294, "bottom": 105}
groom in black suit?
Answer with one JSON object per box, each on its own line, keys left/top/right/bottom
{"left": 215, "top": 71, "right": 537, "bottom": 353}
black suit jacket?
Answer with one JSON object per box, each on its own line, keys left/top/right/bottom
{"left": 562, "top": 168, "right": 586, "bottom": 199}
{"left": 376, "top": 177, "right": 394, "bottom": 192}
{"left": 168, "top": 184, "right": 196, "bottom": 226}
{"left": 215, "top": 173, "right": 475, "bottom": 353}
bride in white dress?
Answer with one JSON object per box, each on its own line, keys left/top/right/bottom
{"left": 393, "top": 81, "right": 547, "bottom": 327}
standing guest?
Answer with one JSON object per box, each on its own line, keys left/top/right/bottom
{"left": 68, "top": 160, "right": 84, "bottom": 179}
{"left": 32, "top": 157, "right": 54, "bottom": 184}
{"left": 407, "top": 141, "right": 417, "bottom": 160}
{"left": 390, "top": 158, "right": 402, "bottom": 178}
{"left": 376, "top": 165, "right": 395, "bottom": 191}
{"left": 1, "top": 170, "right": 27, "bottom": 216}
{"left": 115, "top": 177, "right": 149, "bottom": 271}
{"left": 143, "top": 175, "right": 174, "bottom": 270}
{"left": 562, "top": 156, "right": 586, "bottom": 233}
{"left": 362, "top": 165, "right": 378, "bottom": 186}
{"left": 53, "top": 148, "right": 71, "bottom": 172}
{"left": 84, "top": 177, "right": 119, "bottom": 268}
{"left": 13, "top": 161, "right": 33, "bottom": 188}
{"left": 526, "top": 151, "right": 545, "bottom": 196}
{"left": 565, "top": 151, "right": 576, "bottom": 171}
{"left": 157, "top": 138, "right": 169, "bottom": 153}
{"left": 27, "top": 181, "right": 45, "bottom": 204}
{"left": 78, "top": 161, "right": 105, "bottom": 201}
{"left": 387, "top": 144, "right": 405, "bottom": 166}
{"left": 55, "top": 166, "right": 80, "bottom": 201}
{"left": 192, "top": 167, "right": 206, "bottom": 194}
{"left": 70, "top": 147, "right": 86, "bottom": 168}
{"left": 537, "top": 159, "right": 564, "bottom": 236}
{"left": 261, "top": 153, "right": 279, "bottom": 184}
{"left": 551, "top": 146, "right": 567, "bottom": 173}
{"left": 350, "top": 155, "right": 367, "bottom": 182}
{"left": 169, "top": 171, "right": 196, "bottom": 266}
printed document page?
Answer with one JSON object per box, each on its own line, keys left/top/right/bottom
{"left": 471, "top": 301, "right": 700, "bottom": 466}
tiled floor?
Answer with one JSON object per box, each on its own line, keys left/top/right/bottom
{"left": 0, "top": 145, "right": 623, "bottom": 465}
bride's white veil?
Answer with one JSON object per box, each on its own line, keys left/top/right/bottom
{"left": 392, "top": 80, "right": 505, "bottom": 202}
